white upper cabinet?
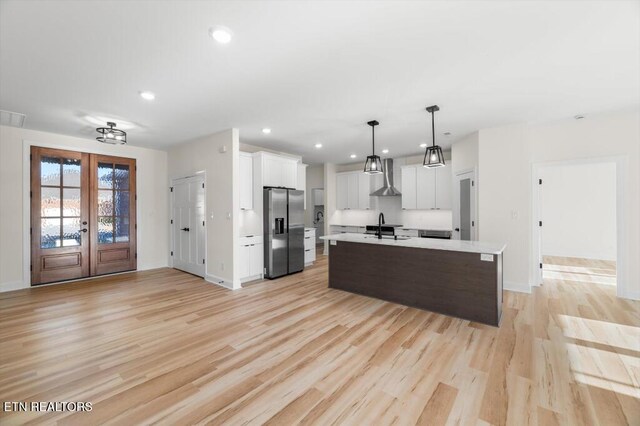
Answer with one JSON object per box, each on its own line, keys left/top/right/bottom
{"left": 297, "top": 163, "right": 307, "bottom": 209}
{"left": 239, "top": 153, "right": 253, "bottom": 210}
{"left": 416, "top": 167, "right": 436, "bottom": 210}
{"left": 259, "top": 153, "right": 300, "bottom": 189}
{"left": 435, "top": 168, "right": 452, "bottom": 210}
{"left": 336, "top": 171, "right": 372, "bottom": 210}
{"left": 401, "top": 166, "right": 417, "bottom": 210}
{"left": 401, "top": 165, "right": 451, "bottom": 210}
{"left": 336, "top": 173, "right": 349, "bottom": 210}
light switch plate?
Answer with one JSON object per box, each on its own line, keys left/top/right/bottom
{"left": 480, "top": 253, "right": 494, "bottom": 262}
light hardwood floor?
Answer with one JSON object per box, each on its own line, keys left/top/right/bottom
{"left": 1, "top": 252, "right": 638, "bottom": 425}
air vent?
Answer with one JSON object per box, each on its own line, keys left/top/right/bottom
{"left": 0, "top": 110, "right": 26, "bottom": 128}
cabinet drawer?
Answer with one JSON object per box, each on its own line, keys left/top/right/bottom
{"left": 304, "top": 248, "right": 316, "bottom": 263}
{"left": 304, "top": 236, "right": 315, "bottom": 250}
{"left": 239, "top": 235, "right": 263, "bottom": 245}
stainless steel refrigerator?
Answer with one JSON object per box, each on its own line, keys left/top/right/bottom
{"left": 263, "top": 188, "right": 305, "bottom": 279}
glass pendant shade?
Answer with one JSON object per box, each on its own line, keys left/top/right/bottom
{"left": 96, "top": 122, "right": 127, "bottom": 145}
{"left": 364, "top": 154, "right": 383, "bottom": 174}
{"left": 423, "top": 145, "right": 445, "bottom": 168}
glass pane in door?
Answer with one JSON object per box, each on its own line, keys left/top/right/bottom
{"left": 41, "top": 218, "right": 61, "bottom": 248}
{"left": 41, "top": 187, "right": 61, "bottom": 217}
{"left": 98, "top": 163, "right": 113, "bottom": 188}
{"left": 62, "top": 158, "right": 81, "bottom": 187}
{"left": 62, "top": 218, "right": 81, "bottom": 246}
{"left": 41, "top": 157, "right": 61, "bottom": 186}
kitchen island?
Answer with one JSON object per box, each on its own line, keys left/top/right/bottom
{"left": 321, "top": 233, "right": 506, "bottom": 326}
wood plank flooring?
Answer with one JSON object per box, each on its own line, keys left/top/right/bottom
{"left": 1, "top": 253, "right": 638, "bottom": 425}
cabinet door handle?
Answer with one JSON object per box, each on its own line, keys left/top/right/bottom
{"left": 181, "top": 227, "right": 190, "bottom": 232}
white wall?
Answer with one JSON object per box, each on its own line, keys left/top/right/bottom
{"left": 539, "top": 162, "right": 616, "bottom": 260}
{"left": 0, "top": 125, "right": 169, "bottom": 292}
{"left": 168, "top": 129, "right": 240, "bottom": 289}
{"left": 478, "top": 108, "right": 639, "bottom": 299}
{"left": 305, "top": 165, "right": 324, "bottom": 227}
{"left": 323, "top": 162, "right": 337, "bottom": 254}
{"left": 451, "top": 132, "right": 479, "bottom": 175}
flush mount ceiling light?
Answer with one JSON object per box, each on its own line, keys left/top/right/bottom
{"left": 423, "top": 105, "right": 445, "bottom": 168}
{"left": 350, "top": 154, "right": 357, "bottom": 159}
{"left": 382, "top": 149, "right": 389, "bottom": 154}
{"left": 363, "top": 120, "right": 383, "bottom": 175}
{"left": 96, "top": 122, "right": 127, "bottom": 145}
{"left": 315, "top": 143, "right": 323, "bottom": 149}
{"left": 209, "top": 26, "right": 233, "bottom": 44}
{"left": 262, "top": 128, "right": 271, "bottom": 134}
{"left": 139, "top": 91, "right": 155, "bottom": 101}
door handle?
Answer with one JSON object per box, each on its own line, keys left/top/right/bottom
{"left": 455, "top": 228, "right": 460, "bottom": 232}
{"left": 181, "top": 227, "right": 190, "bottom": 232}
{"left": 80, "top": 228, "right": 88, "bottom": 233}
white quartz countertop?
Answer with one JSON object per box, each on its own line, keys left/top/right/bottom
{"left": 320, "top": 233, "right": 506, "bottom": 255}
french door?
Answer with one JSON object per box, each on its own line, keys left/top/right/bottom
{"left": 31, "top": 146, "right": 136, "bottom": 285}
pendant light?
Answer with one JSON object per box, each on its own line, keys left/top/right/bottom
{"left": 96, "top": 122, "right": 127, "bottom": 145}
{"left": 364, "top": 120, "right": 383, "bottom": 174}
{"left": 423, "top": 105, "right": 445, "bottom": 168}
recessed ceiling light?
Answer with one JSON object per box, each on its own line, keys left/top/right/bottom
{"left": 139, "top": 91, "right": 155, "bottom": 101}
{"left": 262, "top": 128, "right": 271, "bottom": 134}
{"left": 350, "top": 154, "right": 357, "bottom": 159}
{"left": 382, "top": 149, "right": 389, "bottom": 154}
{"left": 315, "top": 143, "right": 323, "bottom": 149}
{"left": 419, "top": 143, "right": 428, "bottom": 148}
{"left": 574, "top": 114, "right": 585, "bottom": 120}
{"left": 209, "top": 26, "right": 233, "bottom": 44}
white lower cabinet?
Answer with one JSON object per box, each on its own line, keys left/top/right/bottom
{"left": 304, "top": 228, "right": 316, "bottom": 265}
{"left": 239, "top": 235, "right": 263, "bottom": 282}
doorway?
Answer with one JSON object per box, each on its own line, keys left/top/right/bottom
{"left": 311, "top": 188, "right": 324, "bottom": 245}
{"left": 170, "top": 175, "right": 206, "bottom": 277}
{"left": 30, "top": 146, "right": 137, "bottom": 285}
{"left": 537, "top": 161, "right": 617, "bottom": 288}
{"left": 453, "top": 169, "right": 476, "bottom": 241}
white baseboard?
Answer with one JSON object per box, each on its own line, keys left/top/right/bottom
{"left": 503, "top": 281, "right": 531, "bottom": 294}
{"left": 205, "top": 274, "right": 239, "bottom": 290}
{"left": 0, "top": 280, "right": 27, "bottom": 293}
{"left": 620, "top": 290, "right": 640, "bottom": 301}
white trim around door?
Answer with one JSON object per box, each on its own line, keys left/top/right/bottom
{"left": 452, "top": 168, "right": 477, "bottom": 241}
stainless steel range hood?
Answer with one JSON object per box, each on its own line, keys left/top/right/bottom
{"left": 370, "top": 159, "right": 401, "bottom": 196}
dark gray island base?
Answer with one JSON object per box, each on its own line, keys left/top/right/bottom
{"left": 326, "top": 238, "right": 504, "bottom": 326}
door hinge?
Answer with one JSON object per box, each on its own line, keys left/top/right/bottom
{"left": 472, "top": 180, "right": 474, "bottom": 186}
{"left": 135, "top": 224, "right": 137, "bottom": 230}
{"left": 30, "top": 264, "right": 32, "bottom": 272}
{"left": 30, "top": 190, "right": 32, "bottom": 198}
{"left": 472, "top": 221, "right": 475, "bottom": 226}
{"left": 170, "top": 187, "right": 173, "bottom": 192}
{"left": 170, "top": 251, "right": 173, "bottom": 256}
{"left": 135, "top": 194, "right": 137, "bottom": 201}
{"left": 539, "top": 221, "right": 542, "bottom": 227}
{"left": 30, "top": 154, "right": 32, "bottom": 161}
{"left": 202, "top": 220, "right": 205, "bottom": 226}
{"left": 202, "top": 183, "right": 205, "bottom": 189}
{"left": 30, "top": 227, "right": 32, "bottom": 235}
{"left": 540, "top": 263, "right": 543, "bottom": 269}
{"left": 170, "top": 219, "right": 173, "bottom": 224}
{"left": 135, "top": 252, "right": 137, "bottom": 259}
{"left": 539, "top": 178, "right": 542, "bottom": 185}
{"left": 203, "top": 258, "right": 205, "bottom": 264}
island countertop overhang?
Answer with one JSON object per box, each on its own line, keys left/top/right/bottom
{"left": 321, "top": 233, "right": 506, "bottom": 255}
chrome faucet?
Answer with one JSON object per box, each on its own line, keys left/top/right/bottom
{"left": 377, "top": 213, "right": 385, "bottom": 239}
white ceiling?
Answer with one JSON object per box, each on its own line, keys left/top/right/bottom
{"left": 1, "top": 0, "right": 638, "bottom": 164}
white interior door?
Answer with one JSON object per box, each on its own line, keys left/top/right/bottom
{"left": 172, "top": 176, "right": 206, "bottom": 277}
{"left": 453, "top": 170, "right": 476, "bottom": 241}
